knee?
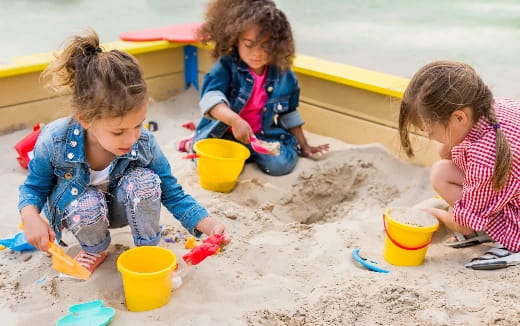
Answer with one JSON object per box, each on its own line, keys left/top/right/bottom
{"left": 429, "top": 160, "right": 454, "bottom": 190}
{"left": 120, "top": 168, "right": 162, "bottom": 201}
{"left": 64, "top": 187, "right": 108, "bottom": 233}
{"left": 258, "top": 158, "right": 297, "bottom": 176}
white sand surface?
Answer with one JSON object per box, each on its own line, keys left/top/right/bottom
{"left": 1, "top": 90, "right": 519, "bottom": 325}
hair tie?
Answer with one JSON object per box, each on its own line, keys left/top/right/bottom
{"left": 85, "top": 46, "right": 102, "bottom": 56}
{"left": 493, "top": 123, "right": 501, "bottom": 131}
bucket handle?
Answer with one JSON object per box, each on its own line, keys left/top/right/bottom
{"left": 382, "top": 214, "right": 433, "bottom": 251}
{"left": 183, "top": 154, "right": 199, "bottom": 159}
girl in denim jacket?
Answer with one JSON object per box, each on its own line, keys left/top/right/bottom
{"left": 180, "top": 0, "right": 329, "bottom": 176}
{"left": 19, "top": 29, "right": 230, "bottom": 275}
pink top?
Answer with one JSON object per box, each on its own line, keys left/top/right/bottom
{"left": 239, "top": 67, "right": 268, "bottom": 133}
{"left": 451, "top": 98, "right": 520, "bottom": 251}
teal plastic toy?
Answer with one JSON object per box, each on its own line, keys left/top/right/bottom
{"left": 56, "top": 300, "right": 115, "bottom": 326}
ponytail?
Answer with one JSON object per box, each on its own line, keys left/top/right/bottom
{"left": 486, "top": 110, "right": 512, "bottom": 189}
{"left": 42, "top": 28, "right": 147, "bottom": 122}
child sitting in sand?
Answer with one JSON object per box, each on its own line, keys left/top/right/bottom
{"left": 179, "top": 0, "right": 329, "bottom": 176}
{"left": 18, "top": 29, "right": 230, "bottom": 276}
{"left": 399, "top": 60, "right": 520, "bottom": 270}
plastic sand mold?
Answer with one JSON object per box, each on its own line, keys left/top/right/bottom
{"left": 56, "top": 300, "right": 115, "bottom": 326}
{"left": 0, "top": 232, "right": 35, "bottom": 251}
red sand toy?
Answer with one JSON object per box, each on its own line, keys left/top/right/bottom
{"left": 14, "top": 124, "right": 42, "bottom": 169}
{"left": 182, "top": 234, "right": 224, "bottom": 266}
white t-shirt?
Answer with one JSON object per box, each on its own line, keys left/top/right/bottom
{"left": 89, "top": 164, "right": 111, "bottom": 191}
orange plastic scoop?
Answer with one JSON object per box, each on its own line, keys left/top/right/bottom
{"left": 19, "top": 223, "right": 91, "bottom": 280}
{"left": 47, "top": 242, "right": 91, "bottom": 280}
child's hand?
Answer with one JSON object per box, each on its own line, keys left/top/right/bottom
{"left": 196, "top": 216, "right": 231, "bottom": 245}
{"left": 300, "top": 143, "right": 330, "bottom": 160}
{"left": 421, "top": 207, "right": 473, "bottom": 235}
{"left": 230, "top": 116, "right": 254, "bottom": 144}
{"left": 21, "top": 213, "right": 55, "bottom": 252}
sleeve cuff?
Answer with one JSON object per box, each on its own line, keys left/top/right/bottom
{"left": 179, "top": 205, "right": 210, "bottom": 237}
{"left": 279, "top": 110, "right": 304, "bottom": 129}
{"left": 200, "top": 90, "right": 230, "bottom": 118}
{"left": 18, "top": 197, "right": 42, "bottom": 213}
{"left": 452, "top": 200, "right": 488, "bottom": 230}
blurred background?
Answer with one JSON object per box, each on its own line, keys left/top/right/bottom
{"left": 1, "top": 0, "right": 518, "bottom": 99}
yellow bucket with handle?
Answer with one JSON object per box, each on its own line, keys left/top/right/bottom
{"left": 192, "top": 138, "right": 250, "bottom": 193}
{"left": 383, "top": 208, "right": 439, "bottom": 266}
{"left": 117, "top": 246, "right": 177, "bottom": 311}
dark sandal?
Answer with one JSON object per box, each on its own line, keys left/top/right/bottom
{"left": 465, "top": 244, "right": 520, "bottom": 270}
{"left": 446, "top": 230, "right": 493, "bottom": 248}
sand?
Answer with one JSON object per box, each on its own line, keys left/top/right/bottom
{"left": 1, "top": 89, "right": 520, "bottom": 325}
{"left": 389, "top": 207, "right": 438, "bottom": 227}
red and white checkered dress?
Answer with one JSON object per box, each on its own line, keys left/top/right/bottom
{"left": 452, "top": 98, "right": 520, "bottom": 252}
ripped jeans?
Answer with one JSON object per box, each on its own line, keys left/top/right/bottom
{"left": 62, "top": 168, "right": 162, "bottom": 253}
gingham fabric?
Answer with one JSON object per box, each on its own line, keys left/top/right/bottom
{"left": 451, "top": 98, "right": 520, "bottom": 252}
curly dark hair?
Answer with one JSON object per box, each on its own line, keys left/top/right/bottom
{"left": 198, "top": 0, "right": 295, "bottom": 70}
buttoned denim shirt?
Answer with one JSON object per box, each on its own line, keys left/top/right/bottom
{"left": 18, "top": 117, "right": 209, "bottom": 240}
{"left": 194, "top": 51, "right": 305, "bottom": 143}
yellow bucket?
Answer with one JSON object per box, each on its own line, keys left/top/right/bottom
{"left": 193, "top": 138, "right": 250, "bottom": 193}
{"left": 117, "top": 246, "right": 177, "bottom": 312}
{"left": 383, "top": 208, "right": 439, "bottom": 266}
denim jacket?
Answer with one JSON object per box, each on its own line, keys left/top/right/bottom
{"left": 18, "top": 117, "right": 209, "bottom": 240}
{"left": 194, "top": 51, "right": 304, "bottom": 143}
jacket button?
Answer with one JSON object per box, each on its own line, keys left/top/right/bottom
{"left": 277, "top": 104, "right": 283, "bottom": 111}
{"left": 71, "top": 187, "right": 78, "bottom": 196}
{"left": 73, "top": 129, "right": 80, "bottom": 136}
{"left": 64, "top": 172, "right": 72, "bottom": 180}
{"left": 131, "top": 150, "right": 137, "bottom": 156}
{"left": 267, "top": 86, "right": 273, "bottom": 93}
{"left": 70, "top": 141, "right": 77, "bottom": 147}
{"left": 67, "top": 153, "right": 74, "bottom": 159}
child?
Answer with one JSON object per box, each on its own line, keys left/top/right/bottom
{"left": 179, "top": 0, "right": 329, "bottom": 176}
{"left": 18, "top": 29, "right": 230, "bottom": 275}
{"left": 399, "top": 60, "right": 520, "bottom": 270}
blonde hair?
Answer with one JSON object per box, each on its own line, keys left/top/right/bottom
{"left": 42, "top": 28, "right": 147, "bottom": 122}
{"left": 399, "top": 60, "right": 512, "bottom": 189}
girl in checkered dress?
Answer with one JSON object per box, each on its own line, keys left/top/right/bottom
{"left": 399, "top": 60, "right": 520, "bottom": 270}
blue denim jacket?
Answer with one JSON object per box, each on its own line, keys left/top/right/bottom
{"left": 18, "top": 117, "right": 209, "bottom": 240}
{"left": 194, "top": 51, "right": 304, "bottom": 144}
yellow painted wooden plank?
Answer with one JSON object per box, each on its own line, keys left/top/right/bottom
{"left": 0, "top": 40, "right": 181, "bottom": 78}
{"left": 299, "top": 102, "right": 438, "bottom": 166}
{"left": 293, "top": 55, "right": 409, "bottom": 99}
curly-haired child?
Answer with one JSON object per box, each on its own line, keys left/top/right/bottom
{"left": 179, "top": 0, "right": 329, "bottom": 176}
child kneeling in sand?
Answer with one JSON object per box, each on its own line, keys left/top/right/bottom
{"left": 178, "top": 0, "right": 329, "bottom": 176}
{"left": 399, "top": 60, "right": 520, "bottom": 270}
{"left": 19, "top": 29, "right": 230, "bottom": 275}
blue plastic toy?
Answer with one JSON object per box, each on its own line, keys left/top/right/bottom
{"left": 352, "top": 248, "right": 390, "bottom": 273}
{"left": 0, "top": 232, "right": 35, "bottom": 251}
{"left": 56, "top": 300, "right": 115, "bottom": 326}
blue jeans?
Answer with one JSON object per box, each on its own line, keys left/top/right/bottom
{"left": 248, "top": 143, "right": 298, "bottom": 176}
{"left": 62, "top": 168, "right": 162, "bottom": 253}
{"left": 220, "top": 132, "right": 298, "bottom": 176}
